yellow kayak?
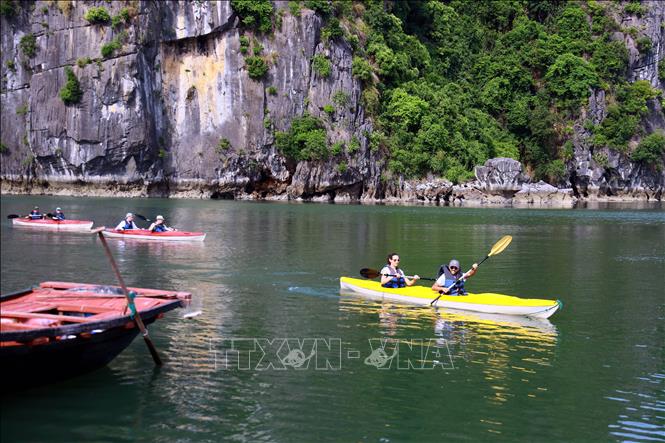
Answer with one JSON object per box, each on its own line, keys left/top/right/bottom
{"left": 339, "top": 277, "right": 562, "bottom": 319}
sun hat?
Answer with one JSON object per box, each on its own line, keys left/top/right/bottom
{"left": 156, "top": 215, "right": 164, "bottom": 220}
{"left": 126, "top": 212, "right": 133, "bottom": 218}
{"left": 448, "top": 259, "right": 460, "bottom": 269}
{"left": 56, "top": 207, "right": 62, "bottom": 211}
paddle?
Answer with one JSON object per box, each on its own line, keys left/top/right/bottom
{"left": 91, "top": 227, "right": 163, "bottom": 366}
{"left": 134, "top": 214, "right": 151, "bottom": 222}
{"left": 360, "top": 267, "right": 436, "bottom": 282}
{"left": 7, "top": 214, "right": 21, "bottom": 219}
{"left": 430, "top": 235, "right": 513, "bottom": 306}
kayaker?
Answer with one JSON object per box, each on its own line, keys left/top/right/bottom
{"left": 52, "top": 207, "right": 65, "bottom": 220}
{"left": 148, "top": 215, "right": 176, "bottom": 232}
{"left": 380, "top": 253, "right": 420, "bottom": 288}
{"left": 115, "top": 213, "right": 139, "bottom": 230}
{"left": 26, "top": 206, "right": 43, "bottom": 220}
{"left": 431, "top": 259, "right": 478, "bottom": 295}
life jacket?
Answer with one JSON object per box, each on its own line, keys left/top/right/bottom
{"left": 54, "top": 213, "right": 65, "bottom": 220}
{"left": 152, "top": 224, "right": 167, "bottom": 232}
{"left": 382, "top": 266, "right": 406, "bottom": 288}
{"left": 122, "top": 221, "right": 134, "bottom": 230}
{"left": 29, "top": 211, "right": 42, "bottom": 220}
{"left": 437, "top": 265, "right": 466, "bottom": 295}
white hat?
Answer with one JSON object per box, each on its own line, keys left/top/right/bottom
{"left": 126, "top": 212, "right": 133, "bottom": 218}
{"left": 156, "top": 215, "right": 164, "bottom": 220}
{"left": 56, "top": 207, "right": 62, "bottom": 211}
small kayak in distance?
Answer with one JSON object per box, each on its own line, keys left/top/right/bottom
{"left": 12, "top": 218, "right": 94, "bottom": 231}
{"left": 101, "top": 229, "right": 206, "bottom": 242}
{"left": 339, "top": 277, "right": 562, "bottom": 319}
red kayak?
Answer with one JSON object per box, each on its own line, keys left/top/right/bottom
{"left": 12, "top": 218, "right": 94, "bottom": 231}
{"left": 101, "top": 229, "right": 206, "bottom": 242}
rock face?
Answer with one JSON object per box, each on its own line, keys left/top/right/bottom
{"left": 0, "top": 1, "right": 663, "bottom": 204}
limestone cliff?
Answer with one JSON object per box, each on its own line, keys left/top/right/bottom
{"left": 0, "top": 0, "right": 663, "bottom": 204}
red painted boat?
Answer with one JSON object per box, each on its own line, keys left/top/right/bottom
{"left": 0, "top": 281, "right": 191, "bottom": 392}
{"left": 12, "top": 218, "right": 94, "bottom": 231}
{"left": 102, "top": 228, "right": 206, "bottom": 242}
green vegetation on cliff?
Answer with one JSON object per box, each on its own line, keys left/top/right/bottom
{"left": 59, "top": 66, "right": 82, "bottom": 105}
{"left": 252, "top": 1, "right": 662, "bottom": 182}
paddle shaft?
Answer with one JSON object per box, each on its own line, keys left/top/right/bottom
{"left": 95, "top": 229, "right": 162, "bottom": 366}
{"left": 382, "top": 273, "right": 435, "bottom": 282}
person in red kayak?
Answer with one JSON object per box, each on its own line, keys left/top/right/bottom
{"left": 52, "top": 207, "right": 65, "bottom": 220}
{"left": 380, "top": 253, "right": 419, "bottom": 288}
{"left": 115, "top": 213, "right": 139, "bottom": 231}
{"left": 148, "top": 215, "right": 176, "bottom": 232}
{"left": 431, "top": 259, "right": 478, "bottom": 295}
{"left": 25, "top": 206, "right": 43, "bottom": 220}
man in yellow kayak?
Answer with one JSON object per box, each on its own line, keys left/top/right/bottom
{"left": 431, "top": 259, "right": 478, "bottom": 295}
{"left": 380, "top": 253, "right": 420, "bottom": 288}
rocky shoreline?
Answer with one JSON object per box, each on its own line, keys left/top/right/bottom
{"left": 3, "top": 159, "right": 662, "bottom": 208}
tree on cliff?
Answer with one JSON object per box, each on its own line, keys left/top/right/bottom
{"left": 59, "top": 67, "right": 82, "bottom": 106}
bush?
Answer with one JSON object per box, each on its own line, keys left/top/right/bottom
{"left": 312, "top": 54, "right": 331, "bottom": 78}
{"left": 275, "top": 114, "right": 329, "bottom": 161}
{"left": 76, "top": 57, "right": 91, "bottom": 68}
{"left": 545, "top": 53, "right": 599, "bottom": 109}
{"left": 60, "top": 66, "right": 82, "bottom": 105}
{"left": 216, "top": 138, "right": 232, "bottom": 153}
{"left": 111, "top": 7, "right": 133, "bottom": 28}
{"left": 352, "top": 56, "right": 373, "bottom": 83}
{"left": 636, "top": 36, "right": 652, "bottom": 54}
{"left": 323, "top": 104, "right": 335, "bottom": 115}
{"left": 332, "top": 91, "right": 349, "bottom": 107}
{"left": 0, "top": 0, "right": 16, "bottom": 17}
{"left": 267, "top": 86, "right": 278, "bottom": 95}
{"left": 632, "top": 132, "right": 665, "bottom": 169}
{"left": 624, "top": 2, "right": 645, "bottom": 17}
{"left": 6, "top": 59, "right": 16, "bottom": 72}
{"left": 101, "top": 39, "right": 122, "bottom": 59}
{"left": 245, "top": 56, "right": 269, "bottom": 80}
{"left": 230, "top": 0, "right": 274, "bottom": 34}
{"left": 84, "top": 6, "right": 110, "bottom": 24}
{"left": 19, "top": 34, "right": 37, "bottom": 58}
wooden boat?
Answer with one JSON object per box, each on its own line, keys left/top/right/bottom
{"left": 12, "top": 218, "right": 94, "bottom": 231}
{"left": 0, "top": 281, "right": 191, "bottom": 392}
{"left": 101, "top": 229, "right": 206, "bottom": 242}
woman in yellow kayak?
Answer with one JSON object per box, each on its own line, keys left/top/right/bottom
{"left": 380, "top": 253, "right": 420, "bottom": 288}
{"left": 431, "top": 259, "right": 478, "bottom": 295}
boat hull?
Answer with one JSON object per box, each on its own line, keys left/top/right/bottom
{"left": 1, "top": 282, "right": 191, "bottom": 392}
{"left": 101, "top": 229, "right": 206, "bottom": 242}
{"left": 12, "top": 218, "right": 94, "bottom": 231}
{"left": 339, "top": 277, "right": 561, "bottom": 319}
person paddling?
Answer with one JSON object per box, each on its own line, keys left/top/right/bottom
{"left": 431, "top": 259, "right": 478, "bottom": 295}
{"left": 148, "top": 215, "right": 176, "bottom": 232}
{"left": 115, "top": 213, "right": 139, "bottom": 231}
{"left": 52, "top": 207, "right": 65, "bottom": 220}
{"left": 380, "top": 253, "right": 420, "bottom": 288}
{"left": 26, "top": 206, "right": 43, "bottom": 220}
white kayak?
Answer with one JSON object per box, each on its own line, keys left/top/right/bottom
{"left": 101, "top": 229, "right": 206, "bottom": 242}
{"left": 12, "top": 218, "right": 94, "bottom": 231}
{"left": 339, "top": 277, "right": 562, "bottom": 319}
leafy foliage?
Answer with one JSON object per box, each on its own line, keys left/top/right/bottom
{"left": 631, "top": 132, "right": 665, "bottom": 169}
{"left": 245, "top": 56, "right": 269, "bottom": 80}
{"left": 19, "top": 34, "right": 37, "bottom": 58}
{"left": 275, "top": 114, "right": 329, "bottom": 161}
{"left": 84, "top": 6, "right": 110, "bottom": 24}
{"left": 312, "top": 54, "right": 331, "bottom": 78}
{"left": 231, "top": 0, "right": 274, "bottom": 34}
{"left": 59, "top": 66, "right": 82, "bottom": 105}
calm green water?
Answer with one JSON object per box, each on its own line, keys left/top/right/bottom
{"left": 1, "top": 195, "right": 664, "bottom": 442}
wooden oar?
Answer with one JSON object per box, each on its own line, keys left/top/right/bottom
{"left": 359, "top": 268, "right": 436, "bottom": 281}
{"left": 91, "top": 227, "right": 163, "bottom": 366}
{"left": 430, "top": 235, "right": 513, "bottom": 306}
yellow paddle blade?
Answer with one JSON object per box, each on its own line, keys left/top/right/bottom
{"left": 488, "top": 235, "right": 512, "bottom": 256}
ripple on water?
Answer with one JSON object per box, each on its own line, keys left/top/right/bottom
{"left": 608, "top": 372, "right": 665, "bottom": 442}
